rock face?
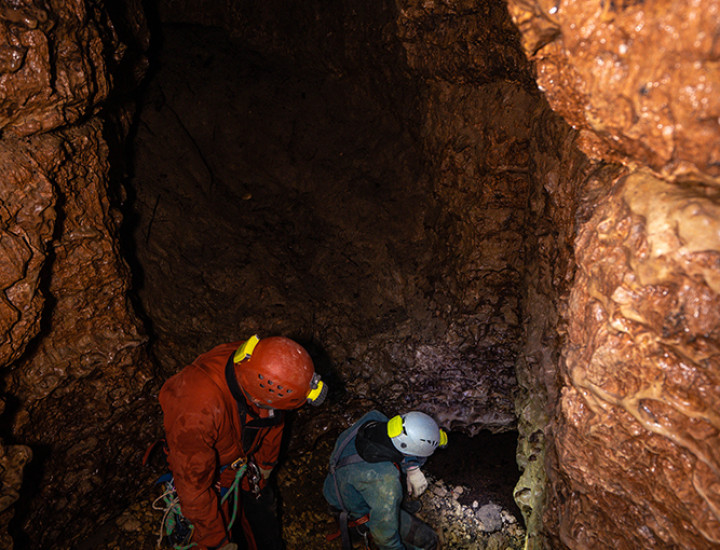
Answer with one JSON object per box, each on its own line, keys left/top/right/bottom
{"left": 507, "top": 0, "right": 720, "bottom": 180}
{"left": 550, "top": 172, "right": 720, "bottom": 548}
{"left": 0, "top": 1, "right": 155, "bottom": 547}
{"left": 508, "top": 0, "right": 720, "bottom": 548}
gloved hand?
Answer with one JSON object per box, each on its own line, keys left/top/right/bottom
{"left": 219, "top": 544, "right": 238, "bottom": 550}
{"left": 259, "top": 466, "right": 273, "bottom": 480}
{"left": 406, "top": 467, "right": 428, "bottom": 497}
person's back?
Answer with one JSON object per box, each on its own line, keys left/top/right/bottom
{"left": 323, "top": 409, "right": 446, "bottom": 550}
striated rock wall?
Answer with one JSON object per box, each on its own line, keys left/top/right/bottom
{"left": 0, "top": 1, "right": 154, "bottom": 547}
{"left": 551, "top": 171, "right": 720, "bottom": 548}
{"left": 508, "top": 0, "right": 720, "bottom": 548}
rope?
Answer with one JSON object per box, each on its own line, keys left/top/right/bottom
{"left": 154, "top": 465, "right": 247, "bottom": 549}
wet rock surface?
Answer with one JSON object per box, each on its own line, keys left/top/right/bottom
{"left": 0, "top": 1, "right": 155, "bottom": 548}
{"left": 507, "top": 0, "right": 720, "bottom": 180}
{"left": 0, "top": 443, "right": 31, "bottom": 550}
{"left": 4, "top": 120, "right": 159, "bottom": 548}
{"left": 548, "top": 171, "right": 720, "bottom": 549}
{"left": 1, "top": 1, "right": 717, "bottom": 549}
{"left": 503, "top": 1, "right": 720, "bottom": 547}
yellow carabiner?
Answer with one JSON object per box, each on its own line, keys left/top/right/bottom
{"left": 230, "top": 456, "right": 248, "bottom": 470}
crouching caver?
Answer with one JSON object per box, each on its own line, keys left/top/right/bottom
{"left": 324, "top": 409, "right": 447, "bottom": 550}
{"left": 159, "top": 335, "right": 327, "bottom": 550}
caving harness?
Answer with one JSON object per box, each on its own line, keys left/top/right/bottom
{"left": 327, "top": 422, "right": 372, "bottom": 550}
{"left": 151, "top": 457, "right": 247, "bottom": 549}
{"left": 226, "top": 337, "right": 285, "bottom": 481}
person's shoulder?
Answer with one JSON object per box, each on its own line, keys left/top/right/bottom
{"left": 194, "top": 341, "right": 242, "bottom": 363}
{"left": 160, "top": 362, "right": 223, "bottom": 402}
{"left": 360, "top": 409, "right": 388, "bottom": 423}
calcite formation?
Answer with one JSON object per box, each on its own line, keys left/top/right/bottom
{"left": 506, "top": 0, "right": 720, "bottom": 548}
{"left": 0, "top": 1, "right": 114, "bottom": 137}
{"left": 549, "top": 172, "right": 720, "bottom": 548}
{"left": 507, "top": 0, "right": 720, "bottom": 180}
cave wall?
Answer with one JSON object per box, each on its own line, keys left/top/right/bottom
{"left": 508, "top": 0, "right": 720, "bottom": 182}
{"left": 555, "top": 172, "right": 720, "bottom": 548}
{"left": 0, "top": 1, "right": 156, "bottom": 547}
{"left": 508, "top": 0, "right": 720, "bottom": 548}
{"left": 146, "top": 0, "right": 590, "bottom": 541}
{"left": 144, "top": 0, "right": 543, "bottom": 437}
{"left": 0, "top": 1, "right": 714, "bottom": 549}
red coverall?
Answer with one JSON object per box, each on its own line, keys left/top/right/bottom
{"left": 159, "top": 341, "right": 284, "bottom": 550}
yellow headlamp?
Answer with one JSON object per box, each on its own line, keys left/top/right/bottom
{"left": 233, "top": 334, "right": 259, "bottom": 363}
{"left": 387, "top": 415, "right": 404, "bottom": 438}
{"left": 306, "top": 373, "right": 328, "bottom": 406}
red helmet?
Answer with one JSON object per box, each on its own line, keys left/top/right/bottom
{"left": 236, "top": 336, "right": 325, "bottom": 409}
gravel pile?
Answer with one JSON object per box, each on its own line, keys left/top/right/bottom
{"left": 417, "top": 475, "right": 525, "bottom": 549}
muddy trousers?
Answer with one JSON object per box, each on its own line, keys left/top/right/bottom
{"left": 332, "top": 508, "right": 438, "bottom": 550}
{"left": 232, "top": 485, "right": 285, "bottom": 550}
{"left": 399, "top": 509, "right": 438, "bottom": 550}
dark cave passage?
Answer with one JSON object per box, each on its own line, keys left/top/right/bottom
{"left": 424, "top": 431, "right": 522, "bottom": 516}
{"left": 120, "top": 19, "right": 527, "bottom": 549}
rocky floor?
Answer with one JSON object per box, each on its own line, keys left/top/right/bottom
{"left": 78, "top": 423, "right": 525, "bottom": 549}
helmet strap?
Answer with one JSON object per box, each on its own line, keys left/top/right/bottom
{"left": 224, "top": 351, "right": 283, "bottom": 455}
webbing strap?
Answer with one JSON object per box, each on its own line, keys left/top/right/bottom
{"left": 224, "top": 352, "right": 283, "bottom": 456}
{"left": 338, "top": 509, "right": 351, "bottom": 550}
{"left": 329, "top": 422, "right": 365, "bottom": 550}
{"left": 336, "top": 453, "right": 365, "bottom": 469}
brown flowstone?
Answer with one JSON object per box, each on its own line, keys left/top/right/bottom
{"left": 3, "top": 120, "right": 158, "bottom": 548}
{"left": 507, "top": 0, "right": 720, "bottom": 181}
{"left": 0, "top": 1, "right": 152, "bottom": 547}
{"left": 549, "top": 171, "right": 720, "bottom": 549}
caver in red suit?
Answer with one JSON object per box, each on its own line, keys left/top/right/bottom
{"left": 160, "top": 335, "right": 328, "bottom": 550}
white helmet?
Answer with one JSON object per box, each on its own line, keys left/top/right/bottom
{"left": 387, "top": 411, "right": 448, "bottom": 457}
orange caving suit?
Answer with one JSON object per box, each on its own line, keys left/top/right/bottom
{"left": 160, "top": 341, "right": 284, "bottom": 550}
